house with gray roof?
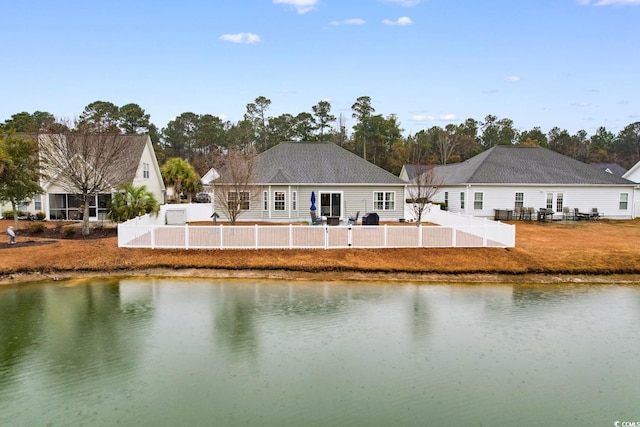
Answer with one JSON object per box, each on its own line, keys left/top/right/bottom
{"left": 591, "top": 163, "right": 628, "bottom": 177}
{"left": 2, "top": 134, "right": 165, "bottom": 221}
{"left": 213, "top": 141, "right": 406, "bottom": 223}
{"left": 402, "top": 145, "right": 637, "bottom": 220}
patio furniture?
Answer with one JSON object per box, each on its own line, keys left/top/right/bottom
{"left": 514, "top": 206, "right": 522, "bottom": 220}
{"left": 348, "top": 211, "right": 360, "bottom": 225}
{"left": 521, "top": 207, "right": 534, "bottom": 221}
{"left": 310, "top": 210, "right": 323, "bottom": 225}
{"left": 537, "top": 208, "right": 555, "bottom": 222}
{"left": 562, "top": 207, "right": 574, "bottom": 220}
{"left": 326, "top": 216, "right": 340, "bottom": 226}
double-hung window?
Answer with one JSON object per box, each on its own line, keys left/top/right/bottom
{"left": 620, "top": 193, "right": 629, "bottom": 210}
{"left": 474, "top": 192, "right": 483, "bottom": 210}
{"left": 374, "top": 191, "right": 395, "bottom": 210}
{"left": 515, "top": 192, "right": 524, "bottom": 208}
{"left": 274, "top": 191, "right": 285, "bottom": 211}
{"left": 228, "top": 191, "right": 250, "bottom": 210}
{"left": 143, "top": 162, "right": 150, "bottom": 179}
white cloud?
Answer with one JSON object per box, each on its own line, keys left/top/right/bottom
{"left": 273, "top": 0, "right": 318, "bottom": 14}
{"left": 219, "top": 32, "right": 261, "bottom": 44}
{"left": 505, "top": 75, "right": 520, "bottom": 82}
{"left": 329, "top": 18, "right": 366, "bottom": 26}
{"left": 578, "top": 0, "right": 640, "bottom": 5}
{"left": 382, "top": 0, "right": 421, "bottom": 6}
{"left": 571, "top": 101, "right": 591, "bottom": 107}
{"left": 410, "top": 114, "right": 435, "bottom": 122}
{"left": 438, "top": 114, "right": 457, "bottom": 121}
{"left": 382, "top": 16, "right": 413, "bottom": 26}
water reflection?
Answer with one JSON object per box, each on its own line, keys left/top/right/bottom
{"left": 0, "top": 279, "right": 639, "bottom": 426}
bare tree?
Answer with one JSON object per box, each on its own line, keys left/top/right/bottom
{"left": 435, "top": 125, "right": 459, "bottom": 165}
{"left": 406, "top": 164, "right": 442, "bottom": 225}
{"left": 212, "top": 147, "right": 261, "bottom": 225}
{"left": 38, "top": 126, "right": 134, "bottom": 235}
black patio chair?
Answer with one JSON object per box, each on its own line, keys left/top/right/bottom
{"left": 310, "top": 210, "right": 323, "bottom": 225}
{"left": 348, "top": 211, "right": 360, "bottom": 225}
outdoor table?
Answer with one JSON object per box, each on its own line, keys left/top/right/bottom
{"left": 326, "top": 216, "right": 340, "bottom": 225}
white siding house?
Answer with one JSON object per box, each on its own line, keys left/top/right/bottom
{"left": 212, "top": 142, "right": 406, "bottom": 223}
{"left": 2, "top": 134, "right": 165, "bottom": 221}
{"left": 402, "top": 146, "right": 637, "bottom": 220}
{"left": 622, "top": 161, "right": 640, "bottom": 218}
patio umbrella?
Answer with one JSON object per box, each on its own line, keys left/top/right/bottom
{"left": 310, "top": 191, "right": 317, "bottom": 211}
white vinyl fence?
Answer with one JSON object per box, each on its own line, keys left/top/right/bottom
{"left": 118, "top": 216, "right": 514, "bottom": 250}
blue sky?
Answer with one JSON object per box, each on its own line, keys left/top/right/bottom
{"left": 3, "top": 0, "right": 640, "bottom": 136}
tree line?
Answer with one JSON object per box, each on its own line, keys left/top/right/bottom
{"left": 2, "top": 97, "right": 640, "bottom": 176}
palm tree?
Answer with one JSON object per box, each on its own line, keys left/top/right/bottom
{"left": 107, "top": 184, "right": 160, "bottom": 223}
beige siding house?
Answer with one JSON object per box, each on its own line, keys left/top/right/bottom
{"left": 213, "top": 142, "right": 406, "bottom": 224}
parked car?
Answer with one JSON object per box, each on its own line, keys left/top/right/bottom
{"left": 195, "top": 192, "right": 211, "bottom": 203}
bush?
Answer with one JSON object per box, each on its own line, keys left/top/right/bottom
{"left": 36, "top": 212, "right": 46, "bottom": 220}
{"left": 28, "top": 222, "right": 46, "bottom": 233}
{"left": 1, "top": 210, "right": 22, "bottom": 220}
{"left": 61, "top": 225, "right": 76, "bottom": 237}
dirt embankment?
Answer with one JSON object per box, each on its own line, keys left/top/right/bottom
{"left": 2, "top": 219, "right": 640, "bottom": 285}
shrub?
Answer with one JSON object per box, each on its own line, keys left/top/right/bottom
{"left": 61, "top": 225, "right": 76, "bottom": 237}
{"left": 1, "top": 210, "right": 22, "bottom": 220}
{"left": 36, "top": 212, "right": 46, "bottom": 220}
{"left": 28, "top": 222, "right": 46, "bottom": 233}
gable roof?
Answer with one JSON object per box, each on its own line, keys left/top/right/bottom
{"left": 590, "top": 163, "right": 627, "bottom": 177}
{"left": 252, "top": 142, "right": 405, "bottom": 185}
{"left": 432, "top": 146, "right": 634, "bottom": 185}
{"left": 39, "top": 134, "right": 155, "bottom": 190}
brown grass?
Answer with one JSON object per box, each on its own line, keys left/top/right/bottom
{"left": 2, "top": 218, "right": 640, "bottom": 284}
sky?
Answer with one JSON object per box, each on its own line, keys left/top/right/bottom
{"left": 3, "top": 0, "right": 640, "bottom": 137}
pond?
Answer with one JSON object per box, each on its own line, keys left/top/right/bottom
{"left": 1, "top": 279, "right": 639, "bottom": 426}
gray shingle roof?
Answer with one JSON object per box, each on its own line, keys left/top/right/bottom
{"left": 590, "top": 163, "right": 628, "bottom": 177}
{"left": 252, "top": 142, "right": 405, "bottom": 184}
{"left": 434, "top": 146, "right": 634, "bottom": 185}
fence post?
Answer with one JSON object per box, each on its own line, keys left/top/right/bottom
{"left": 255, "top": 224, "right": 259, "bottom": 249}
{"left": 418, "top": 224, "right": 423, "bottom": 247}
{"left": 185, "top": 224, "right": 189, "bottom": 249}
{"left": 483, "top": 221, "right": 488, "bottom": 247}
{"left": 324, "top": 225, "right": 328, "bottom": 249}
{"left": 289, "top": 224, "right": 293, "bottom": 249}
{"left": 220, "top": 225, "right": 224, "bottom": 249}
{"left": 151, "top": 225, "right": 155, "bottom": 249}
{"left": 384, "top": 224, "right": 388, "bottom": 248}
{"left": 452, "top": 225, "right": 457, "bottom": 247}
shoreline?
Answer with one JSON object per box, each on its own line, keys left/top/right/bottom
{"left": 3, "top": 267, "right": 640, "bottom": 286}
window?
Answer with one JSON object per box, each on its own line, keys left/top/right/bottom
{"left": 556, "top": 193, "right": 564, "bottom": 212}
{"left": 374, "top": 191, "right": 395, "bottom": 210}
{"left": 320, "top": 193, "right": 341, "bottom": 217}
{"left": 546, "top": 192, "right": 564, "bottom": 212}
{"left": 474, "top": 192, "right": 483, "bottom": 210}
{"left": 444, "top": 192, "right": 449, "bottom": 209}
{"left": 460, "top": 192, "right": 465, "bottom": 209}
{"left": 292, "top": 191, "right": 297, "bottom": 211}
{"left": 620, "top": 193, "right": 629, "bottom": 210}
{"left": 263, "top": 191, "right": 268, "bottom": 211}
{"left": 142, "top": 162, "right": 150, "bottom": 179}
{"left": 274, "top": 191, "right": 285, "bottom": 211}
{"left": 515, "top": 192, "right": 524, "bottom": 208}
{"left": 228, "top": 191, "right": 250, "bottom": 210}
{"left": 34, "top": 194, "right": 42, "bottom": 211}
